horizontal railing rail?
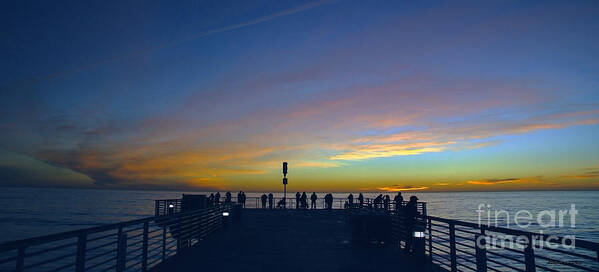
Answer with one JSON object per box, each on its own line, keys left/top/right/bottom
{"left": 0, "top": 205, "right": 237, "bottom": 272}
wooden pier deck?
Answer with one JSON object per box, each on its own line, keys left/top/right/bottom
{"left": 152, "top": 209, "right": 440, "bottom": 272}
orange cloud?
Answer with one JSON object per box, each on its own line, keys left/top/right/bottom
{"left": 294, "top": 161, "right": 342, "bottom": 168}
{"left": 329, "top": 142, "right": 451, "bottom": 160}
{"left": 561, "top": 167, "right": 599, "bottom": 180}
{"left": 376, "top": 185, "right": 430, "bottom": 192}
{"left": 467, "top": 178, "right": 520, "bottom": 185}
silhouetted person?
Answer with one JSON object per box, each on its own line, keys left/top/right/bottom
{"left": 261, "top": 194, "right": 267, "bottom": 209}
{"left": 405, "top": 196, "right": 420, "bottom": 252}
{"left": 225, "top": 191, "right": 232, "bottom": 205}
{"left": 240, "top": 192, "right": 246, "bottom": 208}
{"left": 325, "top": 193, "right": 333, "bottom": 209}
{"left": 301, "top": 192, "right": 307, "bottom": 209}
{"left": 215, "top": 192, "right": 221, "bottom": 205}
{"left": 296, "top": 192, "right": 301, "bottom": 209}
{"left": 268, "top": 193, "right": 274, "bottom": 209}
{"left": 394, "top": 192, "right": 403, "bottom": 212}
{"left": 374, "top": 194, "right": 383, "bottom": 209}
{"left": 358, "top": 193, "right": 364, "bottom": 207}
{"left": 209, "top": 193, "right": 215, "bottom": 206}
{"left": 384, "top": 195, "right": 390, "bottom": 210}
{"left": 348, "top": 193, "right": 354, "bottom": 207}
{"left": 277, "top": 197, "right": 286, "bottom": 209}
{"left": 310, "top": 192, "right": 317, "bottom": 209}
{"left": 237, "top": 191, "right": 242, "bottom": 204}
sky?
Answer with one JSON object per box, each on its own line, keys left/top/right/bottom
{"left": 1, "top": 0, "right": 598, "bottom": 192}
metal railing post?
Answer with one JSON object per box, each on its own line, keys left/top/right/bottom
{"left": 449, "top": 223, "right": 457, "bottom": 272}
{"left": 475, "top": 231, "right": 487, "bottom": 272}
{"left": 16, "top": 248, "right": 24, "bottom": 272}
{"left": 75, "top": 234, "right": 87, "bottom": 272}
{"left": 116, "top": 231, "right": 127, "bottom": 272}
{"left": 142, "top": 222, "right": 149, "bottom": 271}
{"left": 427, "top": 218, "right": 433, "bottom": 259}
{"left": 524, "top": 233, "right": 536, "bottom": 272}
{"left": 162, "top": 226, "right": 166, "bottom": 261}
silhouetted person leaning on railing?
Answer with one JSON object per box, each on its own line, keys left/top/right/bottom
{"left": 276, "top": 197, "right": 286, "bottom": 209}
{"left": 268, "top": 193, "right": 274, "bottom": 209}
{"left": 261, "top": 194, "right": 267, "bottom": 209}
{"left": 310, "top": 192, "right": 317, "bottom": 209}
{"left": 374, "top": 194, "right": 383, "bottom": 210}
{"left": 215, "top": 192, "right": 221, "bottom": 205}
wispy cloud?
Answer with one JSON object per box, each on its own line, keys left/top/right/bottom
{"left": 467, "top": 178, "right": 520, "bottom": 185}
{"left": 329, "top": 109, "right": 599, "bottom": 161}
{"left": 294, "top": 161, "right": 342, "bottom": 168}
{"left": 561, "top": 167, "right": 599, "bottom": 180}
{"left": 329, "top": 142, "right": 450, "bottom": 160}
{"left": 376, "top": 185, "right": 430, "bottom": 192}
{"left": 30, "top": 0, "right": 338, "bottom": 81}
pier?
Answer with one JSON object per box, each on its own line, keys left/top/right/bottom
{"left": 152, "top": 209, "right": 435, "bottom": 271}
{"left": 0, "top": 195, "right": 598, "bottom": 272}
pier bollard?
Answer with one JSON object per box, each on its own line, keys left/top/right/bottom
{"left": 222, "top": 209, "right": 230, "bottom": 228}
{"left": 116, "top": 233, "right": 127, "bottom": 272}
{"left": 413, "top": 225, "right": 426, "bottom": 259}
{"left": 167, "top": 203, "right": 175, "bottom": 214}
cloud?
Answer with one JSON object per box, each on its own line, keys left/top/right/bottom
{"left": 330, "top": 146, "right": 447, "bottom": 160}
{"left": 294, "top": 161, "right": 342, "bottom": 168}
{"left": 376, "top": 185, "right": 429, "bottom": 192}
{"left": 329, "top": 109, "right": 599, "bottom": 161}
{"left": 561, "top": 167, "right": 599, "bottom": 180}
{"left": 467, "top": 178, "right": 520, "bottom": 185}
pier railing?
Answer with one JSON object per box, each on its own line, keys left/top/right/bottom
{"left": 155, "top": 196, "right": 426, "bottom": 215}
{"left": 382, "top": 210, "right": 599, "bottom": 272}
{"left": 422, "top": 215, "right": 599, "bottom": 272}
{"left": 0, "top": 205, "right": 236, "bottom": 272}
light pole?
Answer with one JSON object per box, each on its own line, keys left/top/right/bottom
{"left": 282, "top": 162, "right": 288, "bottom": 209}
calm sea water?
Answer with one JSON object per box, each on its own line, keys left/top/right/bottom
{"left": 0, "top": 187, "right": 598, "bottom": 243}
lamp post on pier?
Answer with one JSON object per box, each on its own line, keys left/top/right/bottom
{"left": 283, "top": 162, "right": 288, "bottom": 209}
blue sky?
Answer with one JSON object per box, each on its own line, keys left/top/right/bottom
{"left": 1, "top": 0, "right": 598, "bottom": 191}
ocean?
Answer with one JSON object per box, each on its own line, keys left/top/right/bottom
{"left": 0, "top": 187, "right": 598, "bottom": 244}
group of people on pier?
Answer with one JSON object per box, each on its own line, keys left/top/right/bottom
{"left": 208, "top": 191, "right": 247, "bottom": 207}
{"left": 345, "top": 192, "right": 419, "bottom": 212}
{"left": 207, "top": 191, "right": 419, "bottom": 214}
